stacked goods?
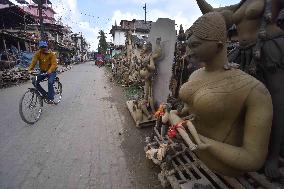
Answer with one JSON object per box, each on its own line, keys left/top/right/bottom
{"left": 0, "top": 60, "right": 17, "bottom": 71}
{"left": 0, "top": 65, "right": 73, "bottom": 88}
{"left": 0, "top": 68, "right": 30, "bottom": 88}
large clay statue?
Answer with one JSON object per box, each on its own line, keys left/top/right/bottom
{"left": 195, "top": 0, "right": 284, "bottom": 178}
{"left": 137, "top": 38, "right": 162, "bottom": 114}
{"left": 130, "top": 39, "right": 163, "bottom": 126}
{"left": 126, "top": 31, "right": 133, "bottom": 60}
{"left": 170, "top": 12, "right": 273, "bottom": 176}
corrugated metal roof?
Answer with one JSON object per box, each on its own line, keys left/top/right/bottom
{"left": 16, "top": 0, "right": 28, "bottom": 4}
{"left": 133, "top": 20, "right": 151, "bottom": 30}
{"left": 0, "top": 0, "right": 13, "bottom": 5}
{"left": 32, "top": 0, "right": 52, "bottom": 4}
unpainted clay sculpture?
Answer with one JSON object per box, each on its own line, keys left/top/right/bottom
{"left": 132, "top": 38, "right": 162, "bottom": 124}
{"left": 195, "top": 0, "right": 284, "bottom": 178}
{"left": 140, "top": 38, "right": 162, "bottom": 104}
{"left": 172, "top": 12, "right": 273, "bottom": 176}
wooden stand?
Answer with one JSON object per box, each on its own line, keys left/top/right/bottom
{"left": 126, "top": 100, "right": 156, "bottom": 128}
{"left": 148, "top": 125, "right": 284, "bottom": 189}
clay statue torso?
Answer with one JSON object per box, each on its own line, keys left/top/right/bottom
{"left": 140, "top": 68, "right": 150, "bottom": 79}
{"left": 179, "top": 68, "right": 262, "bottom": 175}
{"left": 232, "top": 0, "right": 283, "bottom": 45}
{"left": 140, "top": 53, "right": 153, "bottom": 79}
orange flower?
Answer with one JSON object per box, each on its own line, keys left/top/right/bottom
{"left": 154, "top": 103, "right": 166, "bottom": 118}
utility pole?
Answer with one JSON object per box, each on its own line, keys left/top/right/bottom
{"left": 38, "top": 0, "right": 44, "bottom": 40}
{"left": 143, "top": 3, "right": 147, "bottom": 23}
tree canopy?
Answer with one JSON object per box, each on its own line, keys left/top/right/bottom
{"left": 97, "top": 30, "right": 108, "bottom": 55}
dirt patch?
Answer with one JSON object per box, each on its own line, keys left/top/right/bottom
{"left": 108, "top": 79, "right": 166, "bottom": 189}
{"left": 98, "top": 96, "right": 115, "bottom": 103}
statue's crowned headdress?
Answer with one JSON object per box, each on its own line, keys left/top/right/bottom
{"left": 189, "top": 12, "right": 227, "bottom": 43}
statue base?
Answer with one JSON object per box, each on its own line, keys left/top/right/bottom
{"left": 126, "top": 100, "right": 156, "bottom": 128}
{"left": 145, "top": 121, "right": 284, "bottom": 189}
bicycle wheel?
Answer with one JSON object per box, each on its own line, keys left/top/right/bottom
{"left": 19, "top": 89, "right": 43, "bottom": 124}
{"left": 53, "top": 80, "right": 62, "bottom": 104}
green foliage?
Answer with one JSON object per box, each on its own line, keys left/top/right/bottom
{"left": 124, "top": 84, "right": 143, "bottom": 100}
{"left": 97, "top": 30, "right": 108, "bottom": 55}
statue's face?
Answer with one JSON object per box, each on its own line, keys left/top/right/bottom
{"left": 142, "top": 44, "right": 147, "bottom": 53}
{"left": 187, "top": 34, "right": 221, "bottom": 63}
{"left": 142, "top": 43, "right": 152, "bottom": 53}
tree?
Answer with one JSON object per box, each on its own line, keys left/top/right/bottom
{"left": 97, "top": 30, "right": 108, "bottom": 55}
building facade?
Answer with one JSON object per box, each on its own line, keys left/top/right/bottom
{"left": 109, "top": 19, "right": 152, "bottom": 47}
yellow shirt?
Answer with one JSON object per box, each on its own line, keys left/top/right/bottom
{"left": 29, "top": 50, "right": 57, "bottom": 73}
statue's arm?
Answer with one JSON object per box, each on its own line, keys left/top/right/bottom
{"left": 152, "top": 47, "right": 162, "bottom": 60}
{"left": 195, "top": 0, "right": 239, "bottom": 28}
{"left": 195, "top": 0, "right": 214, "bottom": 14}
{"left": 179, "top": 103, "right": 190, "bottom": 116}
{"left": 199, "top": 83, "right": 273, "bottom": 172}
{"left": 196, "top": 0, "right": 239, "bottom": 13}
{"left": 276, "top": 0, "right": 284, "bottom": 28}
{"left": 147, "top": 57, "right": 155, "bottom": 71}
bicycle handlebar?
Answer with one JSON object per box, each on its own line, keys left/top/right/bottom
{"left": 30, "top": 72, "right": 48, "bottom": 76}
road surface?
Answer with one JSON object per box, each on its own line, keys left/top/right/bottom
{"left": 0, "top": 62, "right": 163, "bottom": 189}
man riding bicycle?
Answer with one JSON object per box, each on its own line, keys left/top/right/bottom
{"left": 28, "top": 40, "right": 57, "bottom": 104}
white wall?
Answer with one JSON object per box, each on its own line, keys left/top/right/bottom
{"left": 112, "top": 49, "right": 121, "bottom": 57}
{"left": 0, "top": 4, "right": 10, "bottom": 9}
{"left": 133, "top": 32, "right": 149, "bottom": 39}
{"left": 113, "top": 31, "right": 126, "bottom": 46}
{"left": 77, "top": 38, "right": 82, "bottom": 51}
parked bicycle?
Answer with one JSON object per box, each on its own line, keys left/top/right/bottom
{"left": 19, "top": 72, "right": 62, "bottom": 124}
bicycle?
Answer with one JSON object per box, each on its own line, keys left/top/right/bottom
{"left": 19, "top": 72, "right": 62, "bottom": 124}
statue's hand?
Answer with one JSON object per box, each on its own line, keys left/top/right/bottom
{"left": 197, "top": 143, "right": 211, "bottom": 150}
{"left": 156, "top": 37, "right": 161, "bottom": 45}
{"left": 277, "top": 9, "right": 284, "bottom": 30}
{"left": 177, "top": 104, "right": 184, "bottom": 114}
{"left": 198, "top": 135, "right": 212, "bottom": 150}
{"left": 189, "top": 144, "right": 198, "bottom": 151}
{"left": 165, "top": 103, "right": 172, "bottom": 112}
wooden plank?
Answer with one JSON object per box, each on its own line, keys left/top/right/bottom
{"left": 221, "top": 176, "right": 246, "bottom": 189}
{"left": 175, "top": 157, "right": 196, "bottom": 180}
{"left": 248, "top": 172, "right": 279, "bottom": 189}
{"left": 176, "top": 157, "right": 216, "bottom": 188}
{"left": 167, "top": 174, "right": 183, "bottom": 189}
{"left": 182, "top": 151, "right": 229, "bottom": 189}
{"left": 197, "top": 164, "right": 229, "bottom": 189}
{"left": 182, "top": 154, "right": 203, "bottom": 175}
{"left": 172, "top": 160, "right": 187, "bottom": 181}
{"left": 180, "top": 179, "right": 216, "bottom": 189}
{"left": 139, "top": 120, "right": 156, "bottom": 128}
{"left": 237, "top": 177, "right": 255, "bottom": 189}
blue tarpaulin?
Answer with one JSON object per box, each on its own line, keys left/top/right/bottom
{"left": 16, "top": 52, "right": 37, "bottom": 69}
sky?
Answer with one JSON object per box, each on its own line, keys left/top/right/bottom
{"left": 13, "top": 0, "right": 240, "bottom": 50}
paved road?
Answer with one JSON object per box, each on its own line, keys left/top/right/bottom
{"left": 0, "top": 62, "right": 163, "bottom": 189}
